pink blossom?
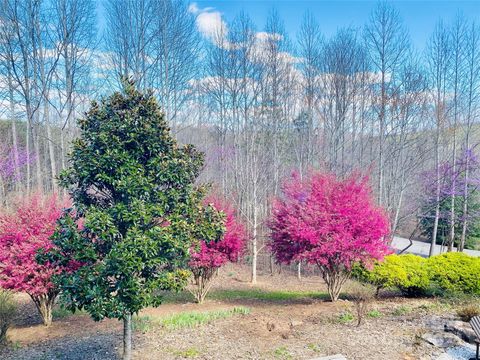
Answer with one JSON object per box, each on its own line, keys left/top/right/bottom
{"left": 189, "top": 195, "right": 246, "bottom": 270}
{"left": 269, "top": 171, "right": 391, "bottom": 272}
{"left": 0, "top": 194, "right": 72, "bottom": 297}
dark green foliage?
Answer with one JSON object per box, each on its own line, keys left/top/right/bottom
{"left": 420, "top": 194, "right": 480, "bottom": 250}
{"left": 48, "top": 81, "right": 225, "bottom": 321}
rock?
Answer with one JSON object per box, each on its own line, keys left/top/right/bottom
{"left": 446, "top": 344, "right": 478, "bottom": 360}
{"left": 444, "top": 320, "right": 479, "bottom": 344}
{"left": 422, "top": 332, "right": 462, "bottom": 348}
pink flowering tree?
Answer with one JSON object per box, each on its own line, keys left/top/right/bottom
{"left": 269, "top": 171, "right": 391, "bottom": 301}
{"left": 0, "top": 194, "right": 71, "bottom": 326}
{"left": 188, "top": 195, "right": 246, "bottom": 303}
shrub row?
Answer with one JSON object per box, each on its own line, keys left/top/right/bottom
{"left": 353, "top": 252, "right": 480, "bottom": 296}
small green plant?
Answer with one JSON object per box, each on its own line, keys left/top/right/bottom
{"left": 10, "top": 341, "right": 22, "bottom": 350}
{"left": 172, "top": 347, "right": 201, "bottom": 358}
{"left": 457, "top": 304, "right": 480, "bottom": 322}
{"left": 392, "top": 305, "right": 411, "bottom": 316}
{"left": 348, "top": 282, "right": 376, "bottom": 326}
{"left": 337, "top": 311, "right": 354, "bottom": 324}
{"left": 0, "top": 290, "right": 16, "bottom": 344}
{"left": 367, "top": 309, "right": 382, "bottom": 318}
{"left": 307, "top": 343, "right": 321, "bottom": 353}
{"left": 273, "top": 346, "right": 292, "bottom": 360}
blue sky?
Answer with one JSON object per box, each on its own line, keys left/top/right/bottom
{"left": 192, "top": 0, "right": 480, "bottom": 50}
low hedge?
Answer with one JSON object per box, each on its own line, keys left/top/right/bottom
{"left": 353, "top": 254, "right": 430, "bottom": 296}
{"left": 353, "top": 252, "right": 480, "bottom": 296}
{"left": 427, "top": 252, "right": 480, "bottom": 294}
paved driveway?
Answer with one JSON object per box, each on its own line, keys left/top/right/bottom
{"left": 391, "top": 236, "right": 480, "bottom": 257}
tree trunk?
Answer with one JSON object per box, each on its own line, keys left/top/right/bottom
{"left": 321, "top": 267, "right": 348, "bottom": 302}
{"left": 123, "top": 313, "right": 132, "bottom": 360}
{"left": 31, "top": 292, "right": 56, "bottom": 326}
{"left": 7, "top": 68, "right": 21, "bottom": 191}
{"left": 190, "top": 268, "right": 216, "bottom": 304}
{"left": 430, "top": 120, "right": 441, "bottom": 257}
{"left": 45, "top": 119, "right": 58, "bottom": 194}
{"left": 251, "top": 192, "right": 258, "bottom": 284}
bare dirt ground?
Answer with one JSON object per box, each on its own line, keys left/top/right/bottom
{"left": 0, "top": 264, "right": 453, "bottom": 359}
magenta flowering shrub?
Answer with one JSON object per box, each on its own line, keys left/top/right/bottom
{"left": 269, "top": 171, "right": 391, "bottom": 301}
{"left": 0, "top": 194, "right": 72, "bottom": 325}
{"left": 189, "top": 195, "right": 246, "bottom": 303}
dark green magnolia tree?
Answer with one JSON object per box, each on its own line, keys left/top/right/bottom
{"left": 48, "top": 82, "right": 225, "bottom": 359}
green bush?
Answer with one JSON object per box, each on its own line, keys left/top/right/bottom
{"left": 0, "top": 290, "right": 16, "bottom": 344}
{"left": 354, "top": 252, "right": 480, "bottom": 297}
{"left": 427, "top": 252, "right": 480, "bottom": 295}
{"left": 353, "top": 254, "right": 430, "bottom": 296}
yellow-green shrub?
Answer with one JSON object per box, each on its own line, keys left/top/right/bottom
{"left": 427, "top": 252, "right": 480, "bottom": 295}
{"left": 354, "top": 252, "right": 480, "bottom": 297}
{"left": 353, "top": 254, "right": 430, "bottom": 296}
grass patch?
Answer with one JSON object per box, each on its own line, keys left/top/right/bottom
{"left": 156, "top": 288, "right": 330, "bottom": 304}
{"left": 273, "top": 346, "right": 292, "bottom": 360}
{"left": 161, "top": 307, "right": 250, "bottom": 329}
{"left": 133, "top": 307, "right": 250, "bottom": 332}
{"left": 171, "top": 347, "right": 201, "bottom": 358}
{"left": 209, "top": 289, "right": 329, "bottom": 302}
{"left": 367, "top": 309, "right": 382, "bottom": 318}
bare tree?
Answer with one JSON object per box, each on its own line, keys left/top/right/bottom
{"left": 459, "top": 21, "right": 480, "bottom": 251}
{"left": 426, "top": 20, "right": 451, "bottom": 256}
{"left": 364, "top": 1, "right": 410, "bottom": 206}
{"left": 52, "top": 0, "right": 96, "bottom": 174}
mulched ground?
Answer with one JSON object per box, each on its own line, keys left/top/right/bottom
{"left": 0, "top": 264, "right": 451, "bottom": 359}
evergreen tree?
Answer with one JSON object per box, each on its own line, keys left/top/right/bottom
{"left": 48, "top": 81, "right": 225, "bottom": 359}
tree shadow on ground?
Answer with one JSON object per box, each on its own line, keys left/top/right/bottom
{"left": 1, "top": 330, "right": 122, "bottom": 360}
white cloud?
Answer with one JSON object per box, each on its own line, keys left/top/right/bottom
{"left": 189, "top": 3, "right": 227, "bottom": 41}
{"left": 255, "top": 32, "right": 283, "bottom": 42}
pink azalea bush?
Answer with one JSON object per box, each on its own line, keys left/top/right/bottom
{"left": 269, "top": 171, "right": 391, "bottom": 301}
{"left": 0, "top": 194, "right": 71, "bottom": 325}
{"left": 189, "top": 195, "right": 246, "bottom": 303}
